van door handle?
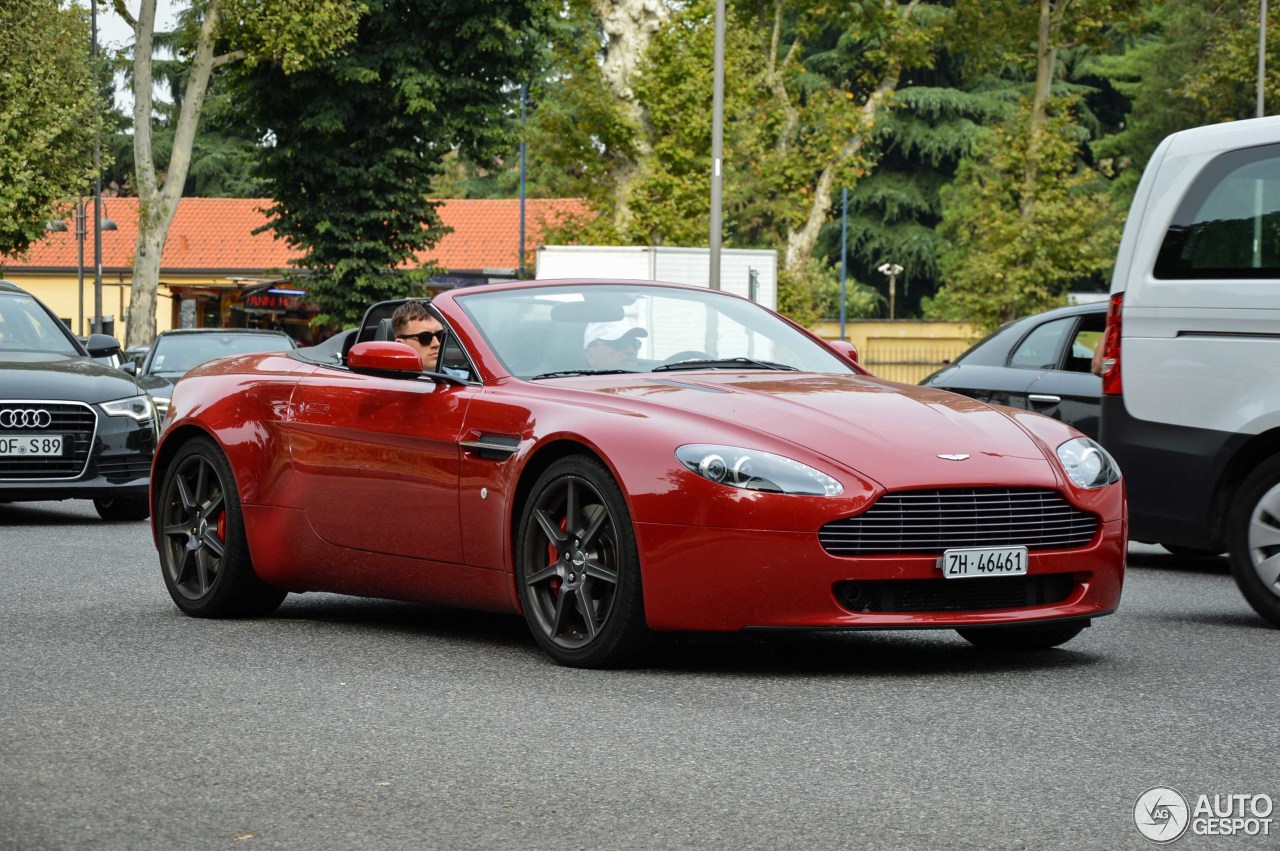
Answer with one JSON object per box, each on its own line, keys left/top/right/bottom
{"left": 1028, "top": 394, "right": 1061, "bottom": 405}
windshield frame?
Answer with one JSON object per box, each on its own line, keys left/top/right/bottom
{"left": 454, "top": 282, "right": 855, "bottom": 381}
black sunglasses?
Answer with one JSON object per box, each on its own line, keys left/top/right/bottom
{"left": 397, "top": 330, "right": 445, "bottom": 346}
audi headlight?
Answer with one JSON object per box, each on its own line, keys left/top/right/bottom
{"left": 676, "top": 444, "right": 843, "bottom": 496}
{"left": 100, "top": 394, "right": 155, "bottom": 422}
{"left": 1056, "top": 437, "right": 1120, "bottom": 489}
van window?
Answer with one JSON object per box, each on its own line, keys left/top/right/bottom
{"left": 1155, "top": 144, "right": 1280, "bottom": 279}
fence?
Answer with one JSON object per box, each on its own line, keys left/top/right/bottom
{"left": 810, "top": 319, "right": 978, "bottom": 385}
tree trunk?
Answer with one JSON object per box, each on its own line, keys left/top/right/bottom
{"left": 125, "top": 0, "right": 227, "bottom": 346}
{"left": 783, "top": 73, "right": 898, "bottom": 273}
{"left": 592, "top": 0, "right": 667, "bottom": 233}
{"left": 1020, "top": 0, "right": 1057, "bottom": 220}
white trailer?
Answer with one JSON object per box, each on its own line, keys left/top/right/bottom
{"left": 534, "top": 245, "right": 777, "bottom": 311}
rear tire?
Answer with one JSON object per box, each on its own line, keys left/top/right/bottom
{"left": 155, "top": 436, "right": 286, "bottom": 618}
{"left": 94, "top": 495, "right": 150, "bottom": 521}
{"left": 956, "top": 622, "right": 1086, "bottom": 650}
{"left": 1228, "top": 455, "right": 1280, "bottom": 628}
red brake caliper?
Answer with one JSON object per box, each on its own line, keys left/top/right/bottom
{"left": 215, "top": 510, "right": 226, "bottom": 542}
{"left": 546, "top": 516, "right": 568, "bottom": 599}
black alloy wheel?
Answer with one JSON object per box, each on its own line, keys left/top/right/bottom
{"left": 516, "top": 455, "right": 648, "bottom": 668}
{"left": 1228, "top": 454, "right": 1280, "bottom": 628}
{"left": 956, "top": 621, "right": 1086, "bottom": 651}
{"left": 156, "top": 436, "right": 286, "bottom": 617}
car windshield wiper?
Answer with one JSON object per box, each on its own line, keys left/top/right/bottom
{"left": 530, "top": 369, "right": 640, "bottom": 380}
{"left": 651, "top": 357, "right": 799, "bottom": 372}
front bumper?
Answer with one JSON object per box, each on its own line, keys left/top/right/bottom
{"left": 634, "top": 518, "right": 1126, "bottom": 632}
{"left": 0, "top": 407, "right": 154, "bottom": 502}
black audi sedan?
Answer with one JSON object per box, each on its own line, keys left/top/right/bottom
{"left": 920, "top": 301, "right": 1106, "bottom": 440}
{"left": 0, "top": 281, "right": 156, "bottom": 520}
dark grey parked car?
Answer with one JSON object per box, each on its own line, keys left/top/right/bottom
{"left": 920, "top": 301, "right": 1106, "bottom": 440}
{"left": 127, "top": 328, "right": 296, "bottom": 417}
{"left": 0, "top": 280, "right": 156, "bottom": 520}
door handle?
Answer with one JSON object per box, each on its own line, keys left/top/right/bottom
{"left": 1028, "top": 394, "right": 1061, "bottom": 405}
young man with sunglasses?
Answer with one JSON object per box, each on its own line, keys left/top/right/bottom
{"left": 391, "top": 300, "right": 445, "bottom": 371}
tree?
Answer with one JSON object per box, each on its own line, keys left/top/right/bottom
{"left": 111, "top": 0, "right": 362, "bottom": 345}
{"left": 1092, "top": 0, "right": 1280, "bottom": 201}
{"left": 233, "top": 0, "right": 553, "bottom": 327}
{"left": 0, "top": 0, "right": 99, "bottom": 259}
{"left": 927, "top": 102, "right": 1119, "bottom": 332}
{"left": 926, "top": 0, "right": 1142, "bottom": 329}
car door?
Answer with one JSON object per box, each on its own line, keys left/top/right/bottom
{"left": 1023, "top": 311, "right": 1105, "bottom": 438}
{"left": 288, "top": 367, "right": 472, "bottom": 562}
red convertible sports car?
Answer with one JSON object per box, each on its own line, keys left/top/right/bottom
{"left": 151, "top": 280, "right": 1126, "bottom": 667}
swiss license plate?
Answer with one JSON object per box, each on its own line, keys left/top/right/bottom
{"left": 0, "top": 434, "right": 63, "bottom": 457}
{"left": 939, "top": 546, "right": 1028, "bottom": 579}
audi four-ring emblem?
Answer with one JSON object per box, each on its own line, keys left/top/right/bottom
{"left": 0, "top": 409, "right": 52, "bottom": 429}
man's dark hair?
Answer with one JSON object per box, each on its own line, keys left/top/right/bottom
{"left": 391, "top": 300, "right": 433, "bottom": 336}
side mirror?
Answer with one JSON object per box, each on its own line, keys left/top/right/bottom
{"left": 348, "top": 341, "right": 424, "bottom": 377}
{"left": 828, "top": 340, "right": 859, "bottom": 364}
{"left": 120, "top": 361, "right": 138, "bottom": 375}
{"left": 85, "top": 333, "right": 122, "bottom": 357}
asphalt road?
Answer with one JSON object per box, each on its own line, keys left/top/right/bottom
{"left": 1, "top": 500, "right": 1277, "bottom": 851}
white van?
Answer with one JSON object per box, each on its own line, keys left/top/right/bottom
{"left": 1099, "top": 115, "right": 1280, "bottom": 626}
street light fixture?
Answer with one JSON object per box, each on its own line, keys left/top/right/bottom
{"left": 46, "top": 199, "right": 116, "bottom": 336}
{"left": 878, "top": 262, "right": 903, "bottom": 320}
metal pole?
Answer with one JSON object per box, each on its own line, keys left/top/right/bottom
{"left": 519, "top": 83, "right": 528, "bottom": 278}
{"left": 1260, "top": 0, "right": 1269, "bottom": 118}
{"left": 76, "top": 200, "right": 86, "bottom": 336}
{"left": 91, "top": 0, "right": 105, "bottom": 335}
{"left": 708, "top": 0, "right": 725, "bottom": 290}
{"left": 839, "top": 188, "right": 847, "bottom": 340}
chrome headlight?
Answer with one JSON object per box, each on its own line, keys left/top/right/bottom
{"left": 676, "top": 444, "right": 843, "bottom": 496}
{"left": 100, "top": 394, "right": 155, "bottom": 422}
{"left": 1056, "top": 437, "right": 1120, "bottom": 489}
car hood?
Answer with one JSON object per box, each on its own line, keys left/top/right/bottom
{"left": 136, "top": 374, "right": 178, "bottom": 395}
{"left": 0, "top": 353, "right": 145, "bottom": 404}
{"left": 576, "top": 372, "right": 1060, "bottom": 489}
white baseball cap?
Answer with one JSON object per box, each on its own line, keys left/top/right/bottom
{"left": 584, "top": 319, "right": 648, "bottom": 347}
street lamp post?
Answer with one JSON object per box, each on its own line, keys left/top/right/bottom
{"left": 878, "top": 262, "right": 903, "bottom": 320}
{"left": 46, "top": 199, "right": 116, "bottom": 337}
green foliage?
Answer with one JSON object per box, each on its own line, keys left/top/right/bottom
{"left": 0, "top": 0, "right": 100, "bottom": 257}
{"left": 234, "top": 0, "right": 551, "bottom": 326}
{"left": 926, "top": 98, "right": 1121, "bottom": 333}
{"left": 1091, "top": 0, "right": 1280, "bottom": 202}
{"left": 777, "top": 256, "right": 881, "bottom": 328}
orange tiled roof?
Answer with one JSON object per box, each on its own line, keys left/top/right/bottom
{"left": 4, "top": 196, "right": 594, "bottom": 275}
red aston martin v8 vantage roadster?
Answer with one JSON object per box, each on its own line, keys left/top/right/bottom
{"left": 150, "top": 280, "right": 1126, "bottom": 667}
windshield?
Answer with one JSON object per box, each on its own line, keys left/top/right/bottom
{"left": 147, "top": 333, "right": 292, "bottom": 376}
{"left": 0, "top": 293, "right": 80, "bottom": 356}
{"left": 457, "top": 284, "right": 852, "bottom": 379}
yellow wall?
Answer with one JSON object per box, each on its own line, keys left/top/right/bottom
{"left": 4, "top": 272, "right": 179, "bottom": 340}
{"left": 811, "top": 319, "right": 979, "bottom": 384}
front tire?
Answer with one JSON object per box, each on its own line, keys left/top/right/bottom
{"left": 956, "top": 622, "right": 1086, "bottom": 650}
{"left": 94, "top": 495, "right": 150, "bottom": 521}
{"left": 515, "top": 455, "right": 649, "bottom": 668}
{"left": 1228, "top": 455, "right": 1280, "bottom": 627}
{"left": 156, "top": 436, "right": 286, "bottom": 618}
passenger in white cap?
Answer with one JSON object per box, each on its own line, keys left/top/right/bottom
{"left": 583, "top": 319, "right": 648, "bottom": 370}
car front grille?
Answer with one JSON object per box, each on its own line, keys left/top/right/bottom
{"left": 0, "top": 401, "right": 97, "bottom": 480}
{"left": 834, "top": 574, "right": 1076, "bottom": 614}
{"left": 819, "top": 488, "right": 1099, "bottom": 556}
